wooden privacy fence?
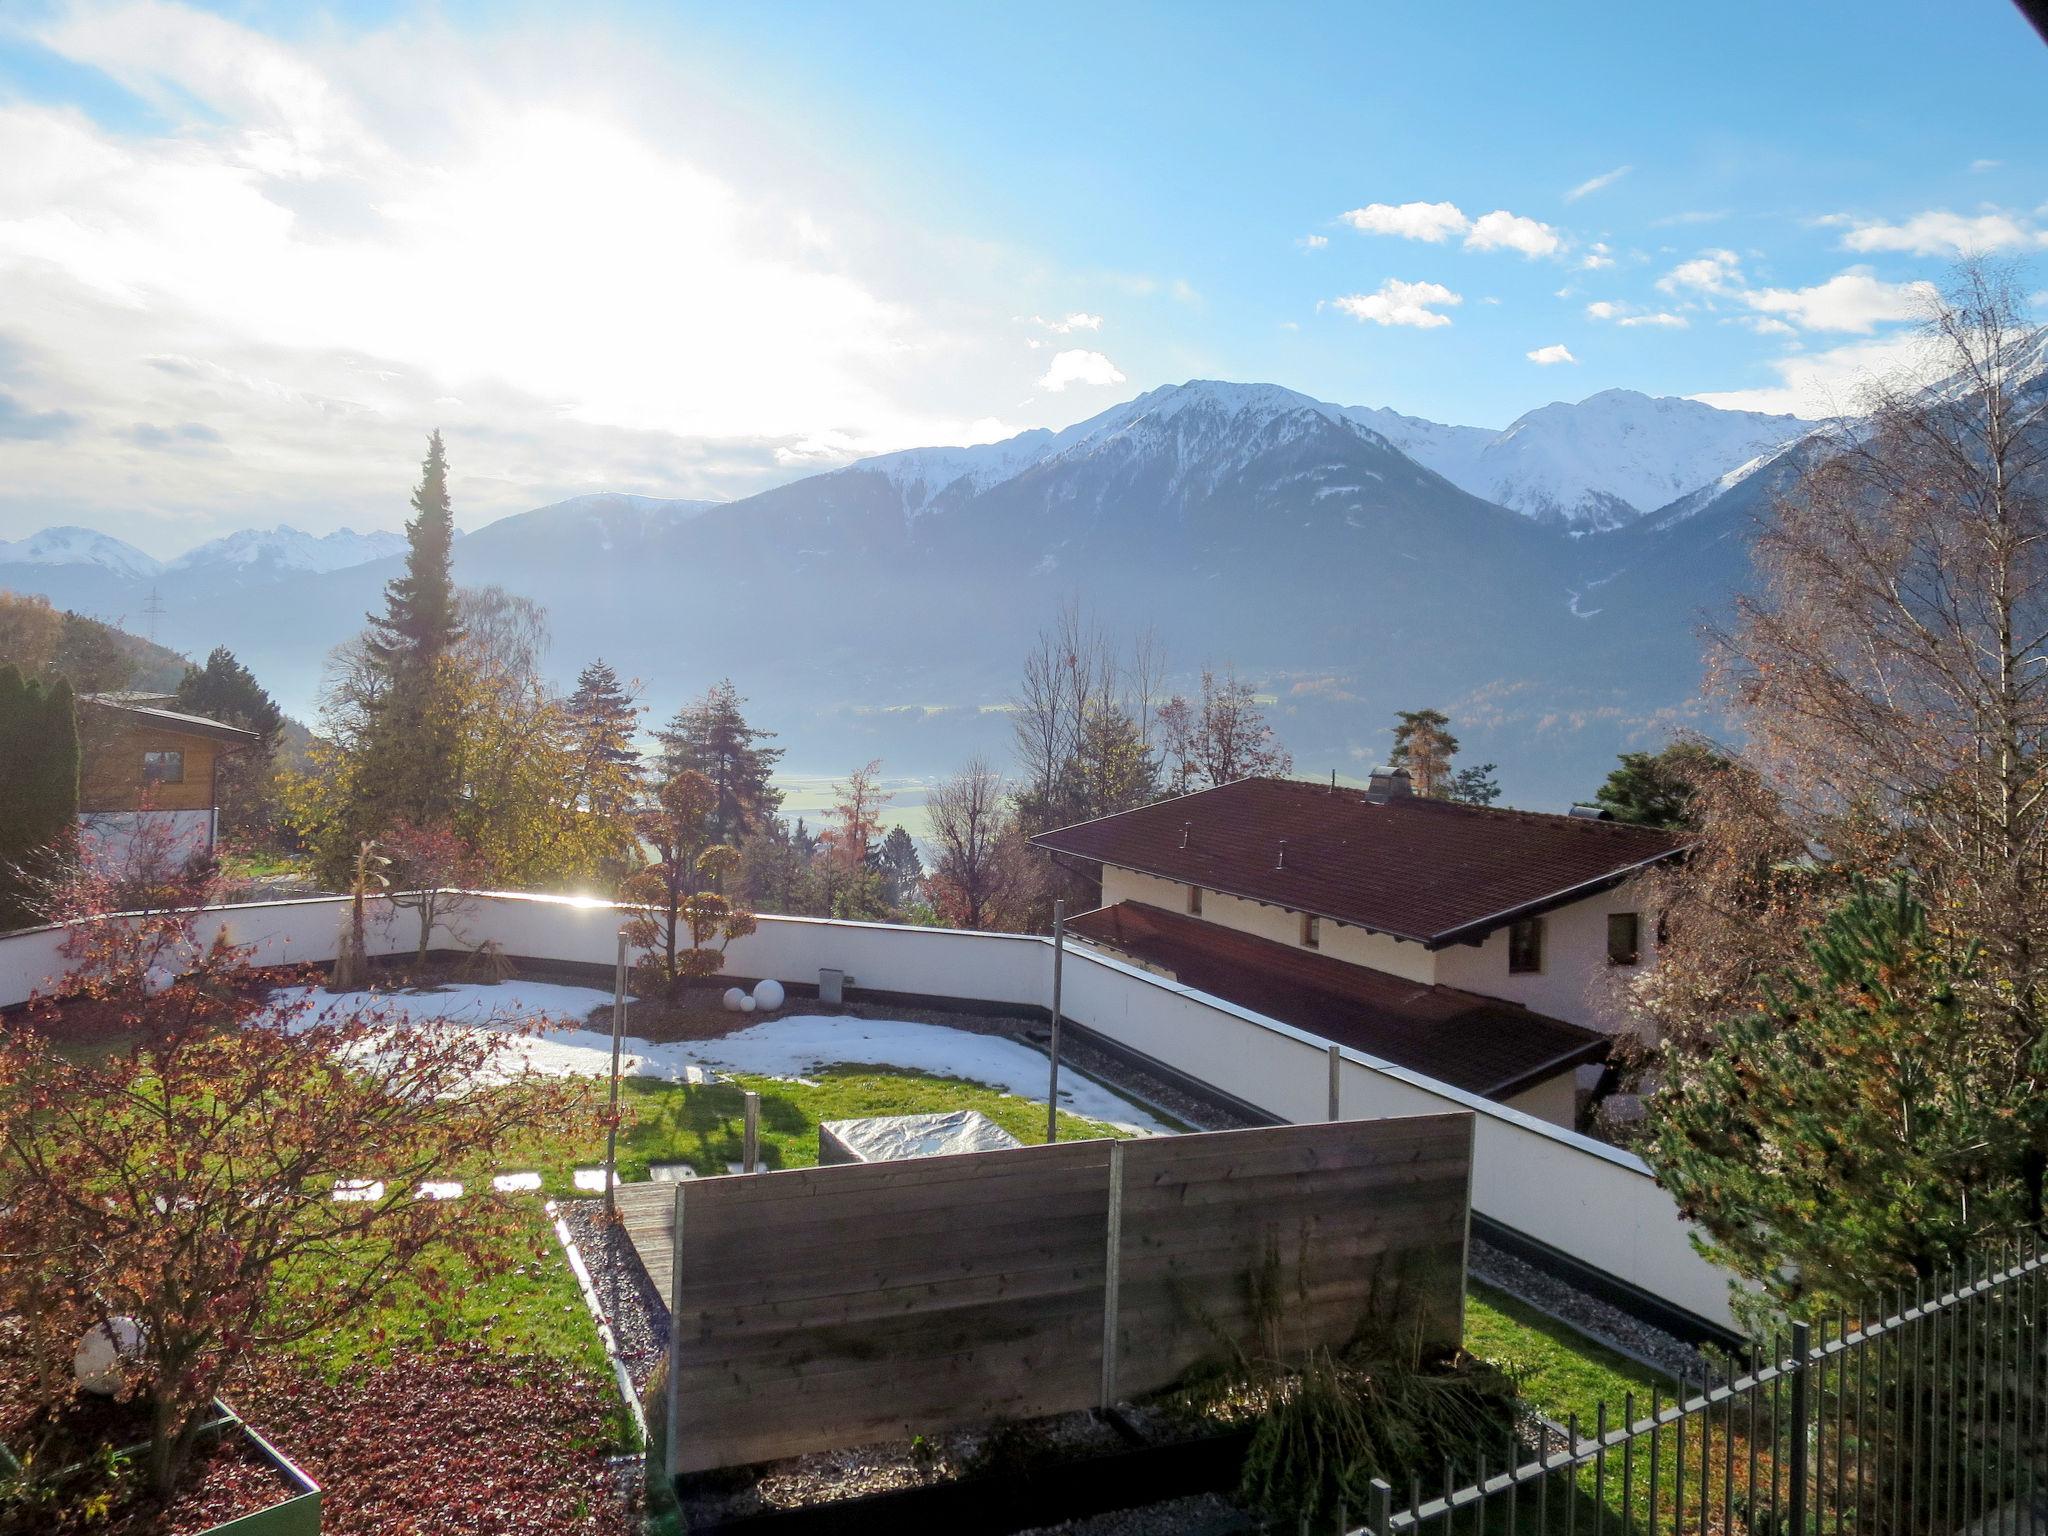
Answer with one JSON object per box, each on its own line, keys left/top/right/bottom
{"left": 662, "top": 1112, "right": 1475, "bottom": 1473}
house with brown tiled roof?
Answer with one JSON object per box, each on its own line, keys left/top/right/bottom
{"left": 1029, "top": 769, "right": 1687, "bottom": 1126}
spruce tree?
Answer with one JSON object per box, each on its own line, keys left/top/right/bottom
{"left": 566, "top": 660, "right": 643, "bottom": 818}
{"left": 356, "top": 432, "right": 464, "bottom": 827}
{"left": 877, "top": 825, "right": 924, "bottom": 909}
{"left": 365, "top": 431, "right": 461, "bottom": 674}
{"left": 176, "top": 647, "right": 284, "bottom": 749}
{"left": 1650, "top": 877, "right": 2040, "bottom": 1319}
{"left": 657, "top": 679, "right": 784, "bottom": 846}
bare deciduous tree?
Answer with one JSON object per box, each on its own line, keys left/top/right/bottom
{"left": 1637, "top": 262, "right": 2048, "bottom": 1198}
{"left": 927, "top": 757, "right": 1033, "bottom": 930}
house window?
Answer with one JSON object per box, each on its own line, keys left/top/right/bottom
{"left": 142, "top": 750, "right": 185, "bottom": 786}
{"left": 1607, "top": 912, "right": 1642, "bottom": 967}
{"left": 1186, "top": 885, "right": 1203, "bottom": 916}
{"left": 1507, "top": 917, "right": 1544, "bottom": 975}
{"left": 1301, "top": 913, "right": 1321, "bottom": 949}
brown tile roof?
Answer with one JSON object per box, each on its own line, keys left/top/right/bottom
{"left": 1031, "top": 776, "right": 1683, "bottom": 948}
{"left": 1068, "top": 901, "right": 1609, "bottom": 1100}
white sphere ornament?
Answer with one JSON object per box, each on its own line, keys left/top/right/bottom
{"left": 722, "top": 987, "right": 747, "bottom": 1013}
{"left": 739, "top": 995, "right": 757, "bottom": 1014}
{"left": 751, "top": 979, "right": 785, "bottom": 1013}
{"left": 74, "top": 1317, "right": 144, "bottom": 1396}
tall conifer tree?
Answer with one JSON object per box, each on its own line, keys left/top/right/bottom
{"left": 357, "top": 432, "right": 464, "bottom": 826}
{"left": 657, "top": 679, "right": 783, "bottom": 846}
{"left": 0, "top": 667, "right": 78, "bottom": 929}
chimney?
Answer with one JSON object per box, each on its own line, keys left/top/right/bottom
{"left": 1365, "top": 765, "right": 1412, "bottom": 803}
{"left": 1275, "top": 839, "right": 1288, "bottom": 870}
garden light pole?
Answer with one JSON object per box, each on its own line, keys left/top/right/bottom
{"left": 1047, "top": 900, "right": 1065, "bottom": 1144}
{"left": 605, "top": 929, "right": 627, "bottom": 1218}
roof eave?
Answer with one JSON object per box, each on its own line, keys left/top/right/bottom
{"left": 1421, "top": 845, "right": 1693, "bottom": 950}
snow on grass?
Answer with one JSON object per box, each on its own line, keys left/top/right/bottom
{"left": 266, "top": 982, "right": 1173, "bottom": 1135}
{"left": 686, "top": 1014, "right": 1174, "bottom": 1135}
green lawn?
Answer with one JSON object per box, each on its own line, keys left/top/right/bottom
{"left": 282, "top": 1201, "right": 605, "bottom": 1379}
{"left": 1464, "top": 1283, "right": 1766, "bottom": 1531}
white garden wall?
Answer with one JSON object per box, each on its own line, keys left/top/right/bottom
{"left": 0, "top": 890, "right": 1737, "bottom": 1332}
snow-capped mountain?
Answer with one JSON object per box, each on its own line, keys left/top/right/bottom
{"left": 168, "top": 524, "right": 409, "bottom": 576}
{"left": 1352, "top": 389, "right": 1811, "bottom": 532}
{"left": 0, "top": 526, "right": 162, "bottom": 578}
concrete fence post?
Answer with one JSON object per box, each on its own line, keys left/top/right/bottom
{"left": 1327, "top": 1044, "right": 1342, "bottom": 1121}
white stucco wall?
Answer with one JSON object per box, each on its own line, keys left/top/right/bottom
{"left": 76, "top": 810, "right": 217, "bottom": 874}
{"left": 0, "top": 891, "right": 1738, "bottom": 1332}
{"left": 1100, "top": 865, "right": 1439, "bottom": 984}
{"left": 1433, "top": 878, "right": 1655, "bottom": 1035}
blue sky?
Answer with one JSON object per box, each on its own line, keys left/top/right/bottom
{"left": 0, "top": 0, "right": 2042, "bottom": 551}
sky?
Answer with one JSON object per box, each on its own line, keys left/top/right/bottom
{"left": 0, "top": 0, "right": 2043, "bottom": 554}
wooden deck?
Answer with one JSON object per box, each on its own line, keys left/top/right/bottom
{"left": 615, "top": 1182, "right": 680, "bottom": 1300}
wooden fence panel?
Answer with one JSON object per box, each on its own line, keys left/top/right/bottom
{"left": 668, "top": 1138, "right": 1114, "bottom": 1472}
{"left": 665, "top": 1113, "right": 1472, "bottom": 1474}
{"left": 1111, "top": 1114, "right": 1472, "bottom": 1403}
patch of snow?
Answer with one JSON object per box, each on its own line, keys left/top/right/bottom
{"left": 492, "top": 1172, "right": 542, "bottom": 1193}
{"left": 264, "top": 983, "right": 1173, "bottom": 1135}
{"left": 690, "top": 1015, "right": 1174, "bottom": 1135}
{"left": 332, "top": 1179, "right": 384, "bottom": 1202}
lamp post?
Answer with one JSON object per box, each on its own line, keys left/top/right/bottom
{"left": 1047, "top": 900, "right": 1065, "bottom": 1144}
{"left": 604, "top": 929, "right": 627, "bottom": 1218}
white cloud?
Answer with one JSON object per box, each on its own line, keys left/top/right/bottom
{"left": 1339, "top": 200, "right": 1470, "bottom": 242}
{"left": 1339, "top": 199, "right": 1563, "bottom": 259}
{"left": 1585, "top": 299, "right": 1686, "bottom": 329}
{"left": 1037, "top": 348, "right": 1126, "bottom": 392}
{"left": 1584, "top": 300, "right": 1626, "bottom": 320}
{"left": 1618, "top": 312, "right": 1689, "bottom": 329}
{"left": 1464, "top": 209, "right": 1564, "bottom": 258}
{"left": 1834, "top": 208, "right": 2042, "bottom": 255}
{"left": 1327, "top": 279, "right": 1462, "bottom": 329}
{"left": 1652, "top": 210, "right": 1728, "bottom": 227}
{"left": 1578, "top": 241, "right": 1614, "bottom": 270}
{"left": 1564, "top": 165, "right": 1630, "bottom": 202}
{"left": 1692, "top": 333, "right": 1931, "bottom": 416}
{"left": 1734, "top": 315, "right": 1798, "bottom": 337}
{"left": 0, "top": 2, "right": 1105, "bottom": 544}
{"left": 1971, "top": 159, "right": 2003, "bottom": 173}
{"left": 1658, "top": 249, "right": 1744, "bottom": 296}
{"left": 1526, "top": 343, "right": 1576, "bottom": 365}
{"left": 1030, "top": 312, "right": 1104, "bottom": 333}
{"left": 1742, "top": 270, "right": 1936, "bottom": 333}
{"left": 1297, "top": 233, "right": 1329, "bottom": 250}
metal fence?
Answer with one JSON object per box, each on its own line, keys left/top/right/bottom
{"left": 1353, "top": 1244, "right": 2048, "bottom": 1536}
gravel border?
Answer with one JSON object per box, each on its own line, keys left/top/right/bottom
{"left": 560, "top": 1199, "right": 669, "bottom": 1393}
{"left": 1470, "top": 1235, "right": 1716, "bottom": 1384}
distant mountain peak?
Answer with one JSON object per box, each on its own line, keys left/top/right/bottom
{"left": 0, "top": 525, "right": 162, "bottom": 578}
{"left": 167, "top": 524, "right": 410, "bottom": 576}
{"left": 1352, "top": 388, "right": 1813, "bottom": 531}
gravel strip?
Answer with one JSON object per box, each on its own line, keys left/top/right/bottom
{"left": 560, "top": 1199, "right": 668, "bottom": 1392}
{"left": 1471, "top": 1235, "right": 1717, "bottom": 1383}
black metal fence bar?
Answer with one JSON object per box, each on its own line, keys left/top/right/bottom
{"left": 1352, "top": 1240, "right": 2048, "bottom": 1536}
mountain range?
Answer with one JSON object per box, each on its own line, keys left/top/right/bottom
{"left": 0, "top": 383, "right": 1840, "bottom": 807}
